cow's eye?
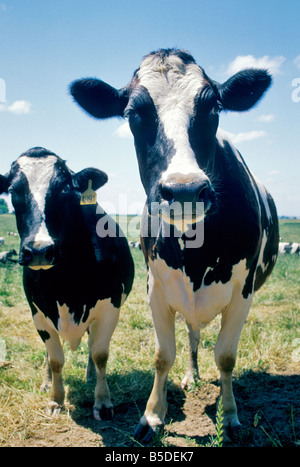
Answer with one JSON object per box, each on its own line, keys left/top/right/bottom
{"left": 130, "top": 114, "right": 144, "bottom": 134}
{"left": 10, "top": 187, "right": 24, "bottom": 206}
{"left": 124, "top": 108, "right": 133, "bottom": 119}
{"left": 61, "top": 185, "right": 71, "bottom": 194}
{"left": 212, "top": 98, "right": 222, "bottom": 114}
{"left": 127, "top": 109, "right": 157, "bottom": 146}
{"left": 195, "top": 85, "right": 222, "bottom": 117}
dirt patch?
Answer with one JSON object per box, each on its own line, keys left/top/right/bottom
{"left": 7, "top": 370, "right": 300, "bottom": 447}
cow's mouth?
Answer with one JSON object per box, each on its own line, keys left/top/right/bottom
{"left": 28, "top": 264, "right": 55, "bottom": 271}
{"left": 158, "top": 199, "right": 211, "bottom": 232}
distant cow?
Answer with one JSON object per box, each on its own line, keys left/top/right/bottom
{"left": 0, "top": 237, "right": 5, "bottom": 245}
{"left": 0, "top": 249, "right": 17, "bottom": 263}
{"left": 0, "top": 147, "right": 134, "bottom": 419}
{"left": 279, "top": 242, "right": 300, "bottom": 255}
{"left": 70, "top": 48, "right": 279, "bottom": 441}
{"left": 129, "top": 241, "right": 142, "bottom": 250}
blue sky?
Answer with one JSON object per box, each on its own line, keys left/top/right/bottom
{"left": 0, "top": 0, "right": 299, "bottom": 216}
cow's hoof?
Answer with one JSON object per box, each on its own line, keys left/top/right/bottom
{"left": 223, "top": 420, "right": 242, "bottom": 443}
{"left": 45, "top": 401, "right": 63, "bottom": 416}
{"left": 180, "top": 373, "right": 199, "bottom": 390}
{"left": 93, "top": 405, "right": 114, "bottom": 421}
{"left": 134, "top": 421, "right": 164, "bottom": 444}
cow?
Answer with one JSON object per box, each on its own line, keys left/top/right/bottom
{"left": 129, "top": 241, "right": 142, "bottom": 250}
{"left": 0, "top": 249, "right": 18, "bottom": 263}
{"left": 279, "top": 242, "right": 300, "bottom": 255}
{"left": 69, "top": 48, "right": 279, "bottom": 441}
{"left": 0, "top": 147, "right": 134, "bottom": 420}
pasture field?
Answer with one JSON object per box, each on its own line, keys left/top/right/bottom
{"left": 0, "top": 213, "right": 299, "bottom": 447}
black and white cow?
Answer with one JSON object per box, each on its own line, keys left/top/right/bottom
{"left": 70, "top": 48, "right": 279, "bottom": 441}
{"left": 279, "top": 242, "right": 300, "bottom": 255}
{"left": 0, "top": 147, "right": 134, "bottom": 419}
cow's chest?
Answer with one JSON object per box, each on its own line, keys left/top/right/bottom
{"left": 32, "top": 297, "right": 121, "bottom": 351}
{"left": 148, "top": 255, "right": 249, "bottom": 329}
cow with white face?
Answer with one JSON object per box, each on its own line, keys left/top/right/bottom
{"left": 70, "top": 49, "right": 279, "bottom": 441}
{"left": 0, "top": 147, "right": 134, "bottom": 420}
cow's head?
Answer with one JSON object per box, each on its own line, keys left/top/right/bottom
{"left": 70, "top": 48, "right": 271, "bottom": 230}
{"left": 0, "top": 147, "right": 107, "bottom": 270}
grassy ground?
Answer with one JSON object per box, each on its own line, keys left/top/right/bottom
{"left": 0, "top": 214, "right": 299, "bottom": 447}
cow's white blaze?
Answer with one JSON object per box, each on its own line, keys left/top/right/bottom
{"left": 137, "top": 55, "right": 207, "bottom": 184}
{"left": 18, "top": 155, "right": 56, "bottom": 249}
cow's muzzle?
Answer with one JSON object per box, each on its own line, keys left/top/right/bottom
{"left": 157, "top": 179, "right": 215, "bottom": 228}
{"left": 19, "top": 243, "right": 57, "bottom": 270}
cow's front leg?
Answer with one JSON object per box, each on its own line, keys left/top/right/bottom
{"left": 135, "top": 285, "right": 176, "bottom": 443}
{"left": 40, "top": 351, "right": 52, "bottom": 392}
{"left": 44, "top": 333, "right": 65, "bottom": 416}
{"left": 89, "top": 305, "right": 120, "bottom": 421}
{"left": 181, "top": 321, "right": 200, "bottom": 389}
{"left": 214, "top": 291, "right": 252, "bottom": 441}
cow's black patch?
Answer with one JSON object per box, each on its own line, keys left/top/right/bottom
{"left": 37, "top": 329, "right": 50, "bottom": 342}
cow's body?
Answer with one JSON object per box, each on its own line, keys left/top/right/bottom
{"left": 70, "top": 48, "right": 279, "bottom": 441}
{"left": 0, "top": 147, "right": 134, "bottom": 419}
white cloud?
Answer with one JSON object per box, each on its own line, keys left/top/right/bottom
{"left": 114, "top": 121, "right": 132, "bottom": 139}
{"left": 0, "top": 3, "right": 7, "bottom": 12}
{"left": 294, "top": 55, "right": 300, "bottom": 69}
{"left": 226, "top": 55, "right": 286, "bottom": 76}
{"left": 0, "top": 100, "right": 31, "bottom": 114}
{"left": 223, "top": 129, "right": 267, "bottom": 145}
{"left": 8, "top": 100, "right": 31, "bottom": 114}
{"left": 257, "top": 114, "right": 275, "bottom": 123}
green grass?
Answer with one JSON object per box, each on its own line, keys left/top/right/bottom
{"left": 0, "top": 213, "right": 299, "bottom": 447}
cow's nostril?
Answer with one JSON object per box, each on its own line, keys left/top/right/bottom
{"left": 20, "top": 246, "right": 33, "bottom": 265}
{"left": 197, "top": 183, "right": 210, "bottom": 202}
{"left": 44, "top": 245, "right": 56, "bottom": 263}
{"left": 160, "top": 186, "right": 175, "bottom": 203}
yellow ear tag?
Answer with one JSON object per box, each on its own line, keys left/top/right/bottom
{"left": 80, "top": 179, "right": 97, "bottom": 205}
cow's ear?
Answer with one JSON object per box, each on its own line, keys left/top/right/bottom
{"left": 0, "top": 174, "right": 9, "bottom": 194}
{"left": 72, "top": 168, "right": 108, "bottom": 192}
{"left": 218, "top": 69, "right": 272, "bottom": 112}
{"left": 70, "top": 78, "right": 128, "bottom": 119}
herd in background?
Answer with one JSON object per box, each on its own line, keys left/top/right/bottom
{"left": 1, "top": 234, "right": 299, "bottom": 265}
